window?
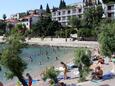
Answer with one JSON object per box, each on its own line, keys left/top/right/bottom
{"left": 72, "top": 9, "right": 76, "bottom": 13}
{"left": 62, "top": 17, "right": 66, "bottom": 20}
{"left": 62, "top": 11, "right": 65, "bottom": 15}
{"left": 108, "top": 5, "right": 114, "bottom": 10}
{"left": 78, "top": 8, "right": 82, "bottom": 13}
{"left": 108, "top": 6, "right": 111, "bottom": 10}
{"left": 53, "top": 12, "right": 56, "bottom": 16}
{"left": 68, "top": 10, "right": 71, "bottom": 14}
{"left": 58, "top": 12, "right": 61, "bottom": 15}
{"left": 58, "top": 17, "right": 61, "bottom": 21}
{"left": 108, "top": 13, "right": 114, "bottom": 17}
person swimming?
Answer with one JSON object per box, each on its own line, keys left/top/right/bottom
{"left": 56, "top": 57, "right": 58, "bottom": 60}
{"left": 29, "top": 56, "right": 33, "bottom": 62}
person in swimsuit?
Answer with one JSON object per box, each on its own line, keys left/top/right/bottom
{"left": 60, "top": 62, "right": 68, "bottom": 79}
{"left": 92, "top": 66, "right": 103, "bottom": 80}
{"left": 26, "top": 73, "right": 32, "bottom": 86}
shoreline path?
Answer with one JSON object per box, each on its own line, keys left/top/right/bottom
{"left": 0, "top": 36, "right": 99, "bottom": 49}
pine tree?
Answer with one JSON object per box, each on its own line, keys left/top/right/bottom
{"left": 46, "top": 4, "right": 51, "bottom": 13}
{"left": 59, "top": 0, "right": 66, "bottom": 9}
{"left": 52, "top": 6, "right": 55, "bottom": 12}
{"left": 40, "top": 4, "right": 43, "bottom": 10}
{"left": 62, "top": 0, "right": 66, "bottom": 8}
{"left": 59, "top": 0, "right": 63, "bottom": 9}
{"left": 3, "top": 14, "right": 7, "bottom": 20}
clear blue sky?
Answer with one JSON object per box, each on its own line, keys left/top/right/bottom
{"left": 0, "top": 0, "right": 82, "bottom": 19}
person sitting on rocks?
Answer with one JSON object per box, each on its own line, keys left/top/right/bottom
{"left": 92, "top": 66, "right": 103, "bottom": 80}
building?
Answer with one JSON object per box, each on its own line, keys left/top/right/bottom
{"left": 52, "top": 3, "right": 84, "bottom": 26}
{"left": 105, "top": 3, "right": 115, "bottom": 19}
{"left": 18, "top": 14, "right": 40, "bottom": 29}
{"left": 10, "top": 12, "right": 27, "bottom": 19}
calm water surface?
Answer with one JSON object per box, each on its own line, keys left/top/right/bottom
{"left": 0, "top": 44, "right": 75, "bottom": 84}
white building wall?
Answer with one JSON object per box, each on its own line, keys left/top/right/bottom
{"left": 52, "top": 3, "right": 84, "bottom": 26}
{"left": 31, "top": 16, "right": 39, "bottom": 24}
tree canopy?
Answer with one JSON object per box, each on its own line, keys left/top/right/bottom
{"left": 40, "top": 4, "right": 43, "bottom": 10}
{"left": 46, "top": 4, "right": 51, "bottom": 14}
{"left": 98, "top": 21, "right": 115, "bottom": 57}
{"left": 31, "top": 16, "right": 62, "bottom": 37}
{"left": 74, "top": 48, "right": 91, "bottom": 81}
{"left": 59, "top": 0, "right": 66, "bottom": 9}
{"left": 0, "top": 26, "right": 28, "bottom": 86}
{"left": 3, "top": 14, "right": 7, "bottom": 20}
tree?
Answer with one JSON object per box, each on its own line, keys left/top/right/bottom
{"left": 98, "top": 22, "right": 115, "bottom": 57}
{"left": 40, "top": 4, "right": 43, "bottom": 10}
{"left": 31, "top": 16, "right": 62, "bottom": 37}
{"left": 83, "top": 6, "right": 103, "bottom": 29}
{"left": 0, "top": 27, "right": 28, "bottom": 86}
{"left": 16, "top": 24, "right": 28, "bottom": 35}
{"left": 46, "top": 4, "right": 51, "bottom": 14}
{"left": 62, "top": 0, "right": 66, "bottom": 8}
{"left": 59, "top": 0, "right": 66, "bottom": 9}
{"left": 7, "top": 23, "right": 14, "bottom": 30}
{"left": 3, "top": 14, "right": 7, "bottom": 20}
{"left": 0, "top": 21, "right": 6, "bottom": 35}
{"left": 74, "top": 48, "right": 91, "bottom": 81}
{"left": 42, "top": 66, "right": 59, "bottom": 83}
{"left": 26, "top": 11, "right": 30, "bottom": 15}
{"left": 69, "top": 16, "right": 81, "bottom": 30}
{"left": 59, "top": 0, "right": 63, "bottom": 9}
{"left": 103, "top": 0, "right": 115, "bottom": 3}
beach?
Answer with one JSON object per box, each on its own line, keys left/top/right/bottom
{"left": 0, "top": 36, "right": 100, "bottom": 86}
{"left": 0, "top": 36, "right": 99, "bottom": 48}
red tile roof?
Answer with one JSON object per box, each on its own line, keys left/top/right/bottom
{"left": 6, "top": 18, "right": 19, "bottom": 23}
{"left": 19, "top": 14, "right": 39, "bottom": 20}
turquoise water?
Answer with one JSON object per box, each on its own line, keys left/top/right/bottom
{"left": 0, "top": 44, "right": 75, "bottom": 84}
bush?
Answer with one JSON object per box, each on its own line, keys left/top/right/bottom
{"left": 42, "top": 66, "right": 59, "bottom": 83}
{"left": 77, "top": 28, "right": 96, "bottom": 37}
{"left": 74, "top": 48, "right": 91, "bottom": 81}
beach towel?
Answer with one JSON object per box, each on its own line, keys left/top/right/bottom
{"left": 25, "top": 79, "right": 39, "bottom": 84}
{"left": 102, "top": 72, "right": 113, "bottom": 80}
{"left": 57, "top": 72, "right": 71, "bottom": 80}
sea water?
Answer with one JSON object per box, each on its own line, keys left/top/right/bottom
{"left": 0, "top": 44, "right": 75, "bottom": 84}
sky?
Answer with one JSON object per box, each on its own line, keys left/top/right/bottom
{"left": 0, "top": 0, "right": 82, "bottom": 19}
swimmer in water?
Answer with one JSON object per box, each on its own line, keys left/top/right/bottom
{"left": 56, "top": 57, "right": 58, "bottom": 60}
{"left": 29, "top": 56, "right": 33, "bottom": 62}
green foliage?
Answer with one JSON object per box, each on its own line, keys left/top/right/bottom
{"left": 46, "top": 4, "right": 51, "bottom": 14}
{"left": 98, "top": 22, "right": 115, "bottom": 57}
{"left": 103, "top": 0, "right": 115, "bottom": 3}
{"left": 3, "top": 14, "right": 7, "bottom": 20}
{"left": 69, "top": 16, "right": 81, "bottom": 29}
{"left": 83, "top": 6, "right": 103, "bottom": 29}
{"left": 42, "top": 67, "right": 59, "bottom": 82}
{"left": 40, "top": 4, "right": 43, "bottom": 10}
{"left": 0, "top": 27, "right": 28, "bottom": 86}
{"left": 59, "top": 0, "right": 66, "bottom": 9}
{"left": 0, "top": 21, "right": 6, "bottom": 35}
{"left": 16, "top": 24, "right": 28, "bottom": 36}
{"left": 77, "top": 28, "right": 96, "bottom": 37}
{"left": 74, "top": 48, "right": 91, "bottom": 81}
{"left": 31, "top": 16, "right": 62, "bottom": 37}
